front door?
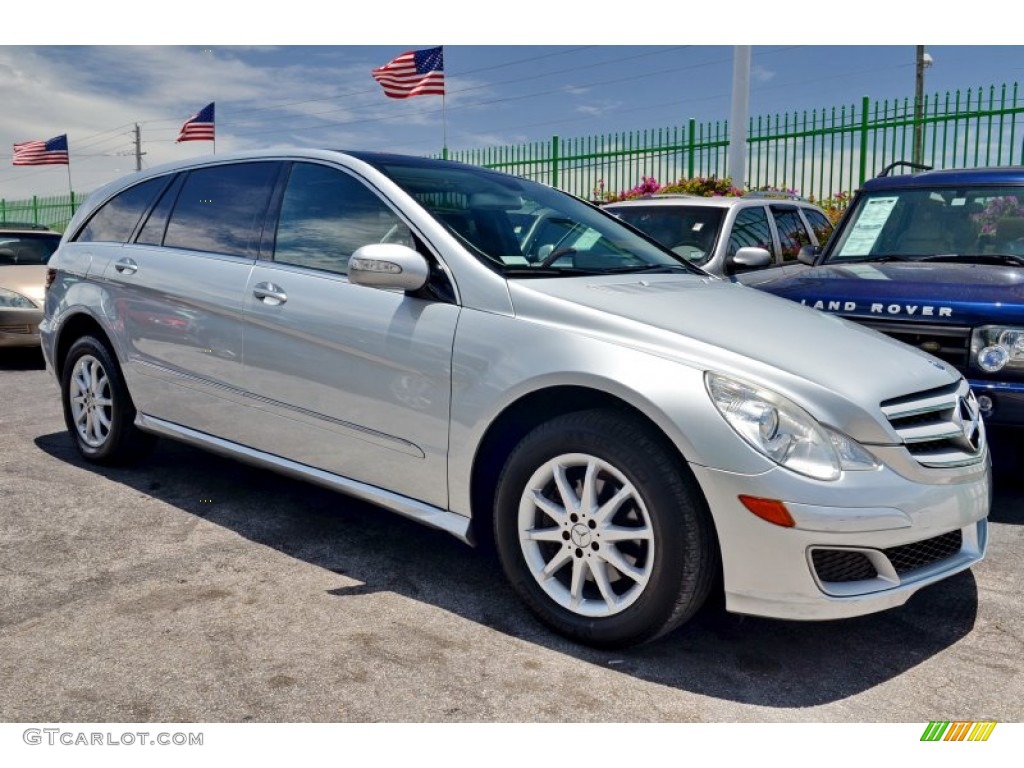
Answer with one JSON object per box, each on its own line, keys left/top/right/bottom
{"left": 240, "top": 162, "right": 459, "bottom": 508}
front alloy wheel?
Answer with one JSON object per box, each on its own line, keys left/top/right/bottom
{"left": 518, "top": 453, "right": 655, "bottom": 618}
{"left": 495, "top": 409, "right": 717, "bottom": 648}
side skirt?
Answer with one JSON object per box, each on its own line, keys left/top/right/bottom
{"left": 136, "top": 413, "right": 473, "bottom": 544}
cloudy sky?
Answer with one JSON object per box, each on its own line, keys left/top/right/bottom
{"left": 2, "top": 6, "right": 1020, "bottom": 199}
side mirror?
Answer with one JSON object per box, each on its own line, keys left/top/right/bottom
{"left": 348, "top": 244, "right": 429, "bottom": 292}
{"left": 797, "top": 245, "right": 821, "bottom": 266}
{"left": 729, "top": 247, "right": 772, "bottom": 272}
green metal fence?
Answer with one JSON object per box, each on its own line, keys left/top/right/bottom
{"left": 0, "top": 192, "right": 81, "bottom": 233}
{"left": 6, "top": 82, "right": 1024, "bottom": 226}
{"left": 448, "top": 82, "right": 1024, "bottom": 202}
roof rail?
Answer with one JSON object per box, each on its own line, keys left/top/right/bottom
{"left": 876, "top": 160, "right": 933, "bottom": 178}
{"left": 742, "top": 190, "right": 807, "bottom": 202}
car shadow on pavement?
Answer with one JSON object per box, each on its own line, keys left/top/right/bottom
{"left": 34, "top": 431, "right": 980, "bottom": 709}
{"left": 0, "top": 347, "right": 46, "bottom": 370}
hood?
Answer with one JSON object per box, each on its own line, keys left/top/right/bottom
{"left": 507, "top": 274, "right": 960, "bottom": 439}
{"left": 753, "top": 261, "right": 1024, "bottom": 325}
{"left": 0, "top": 264, "right": 47, "bottom": 306}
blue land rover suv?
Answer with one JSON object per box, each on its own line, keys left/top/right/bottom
{"left": 743, "top": 165, "right": 1024, "bottom": 428}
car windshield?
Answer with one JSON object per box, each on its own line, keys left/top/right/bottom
{"left": 360, "top": 155, "right": 701, "bottom": 276}
{"left": 0, "top": 232, "right": 61, "bottom": 265}
{"left": 605, "top": 205, "right": 726, "bottom": 265}
{"left": 828, "top": 185, "right": 1024, "bottom": 263}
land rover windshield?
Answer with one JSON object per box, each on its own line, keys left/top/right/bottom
{"left": 829, "top": 185, "right": 1024, "bottom": 265}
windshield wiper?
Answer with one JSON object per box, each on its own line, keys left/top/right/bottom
{"left": 503, "top": 267, "right": 607, "bottom": 277}
{"left": 832, "top": 254, "right": 917, "bottom": 264}
{"left": 603, "top": 264, "right": 697, "bottom": 274}
{"left": 915, "top": 253, "right": 1024, "bottom": 267}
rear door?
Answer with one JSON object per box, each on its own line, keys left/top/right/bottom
{"left": 770, "top": 204, "right": 815, "bottom": 262}
{"left": 240, "top": 161, "right": 459, "bottom": 508}
{"left": 100, "top": 161, "right": 281, "bottom": 439}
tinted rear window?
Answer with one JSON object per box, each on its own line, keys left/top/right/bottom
{"left": 163, "top": 162, "right": 280, "bottom": 258}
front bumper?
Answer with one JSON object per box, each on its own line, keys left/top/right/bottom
{"left": 969, "top": 379, "right": 1024, "bottom": 427}
{"left": 690, "top": 457, "right": 990, "bottom": 621}
{"left": 0, "top": 307, "right": 42, "bottom": 348}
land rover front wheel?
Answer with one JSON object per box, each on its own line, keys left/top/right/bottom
{"left": 494, "top": 409, "right": 717, "bottom": 648}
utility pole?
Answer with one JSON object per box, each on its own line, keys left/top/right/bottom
{"left": 133, "top": 123, "right": 146, "bottom": 171}
{"left": 728, "top": 46, "right": 751, "bottom": 190}
{"left": 913, "top": 46, "right": 932, "bottom": 166}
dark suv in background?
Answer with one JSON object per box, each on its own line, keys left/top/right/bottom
{"left": 744, "top": 166, "right": 1024, "bottom": 436}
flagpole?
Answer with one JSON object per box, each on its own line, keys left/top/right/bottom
{"left": 442, "top": 91, "right": 448, "bottom": 160}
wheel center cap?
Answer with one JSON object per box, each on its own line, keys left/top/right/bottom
{"left": 570, "top": 524, "right": 591, "bottom": 547}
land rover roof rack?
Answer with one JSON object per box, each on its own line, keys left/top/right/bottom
{"left": 877, "top": 160, "right": 933, "bottom": 178}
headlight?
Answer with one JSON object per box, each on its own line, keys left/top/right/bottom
{"left": 971, "top": 326, "right": 1024, "bottom": 373}
{"left": 705, "top": 372, "right": 879, "bottom": 481}
{"left": 0, "top": 286, "right": 36, "bottom": 309}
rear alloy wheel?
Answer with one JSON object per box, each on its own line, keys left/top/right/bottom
{"left": 61, "top": 335, "right": 155, "bottom": 464}
{"left": 495, "top": 409, "right": 717, "bottom": 648}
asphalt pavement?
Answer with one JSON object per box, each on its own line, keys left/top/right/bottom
{"left": 1, "top": 347, "right": 1022, "bottom": 723}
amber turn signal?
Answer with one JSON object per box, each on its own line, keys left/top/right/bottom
{"left": 739, "top": 495, "right": 795, "bottom": 527}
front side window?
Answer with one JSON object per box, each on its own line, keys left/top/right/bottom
{"left": 75, "top": 176, "right": 170, "bottom": 244}
{"left": 163, "top": 162, "right": 280, "bottom": 257}
{"left": 273, "top": 163, "right": 412, "bottom": 276}
{"left": 727, "top": 206, "right": 772, "bottom": 259}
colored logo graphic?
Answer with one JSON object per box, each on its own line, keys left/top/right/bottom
{"left": 921, "top": 721, "right": 997, "bottom": 741}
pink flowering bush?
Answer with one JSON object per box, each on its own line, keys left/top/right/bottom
{"left": 594, "top": 175, "right": 741, "bottom": 202}
{"left": 595, "top": 176, "right": 853, "bottom": 224}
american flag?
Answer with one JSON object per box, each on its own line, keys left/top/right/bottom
{"left": 12, "top": 134, "right": 69, "bottom": 166}
{"left": 371, "top": 47, "right": 445, "bottom": 99}
{"left": 176, "top": 102, "right": 215, "bottom": 142}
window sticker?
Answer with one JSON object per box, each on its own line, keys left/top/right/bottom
{"left": 573, "top": 229, "right": 602, "bottom": 249}
{"left": 839, "top": 196, "right": 899, "bottom": 256}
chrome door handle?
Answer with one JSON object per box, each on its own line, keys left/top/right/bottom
{"left": 114, "top": 258, "right": 138, "bottom": 275}
{"left": 253, "top": 282, "right": 287, "bottom": 305}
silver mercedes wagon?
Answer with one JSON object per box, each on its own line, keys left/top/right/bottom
{"left": 40, "top": 149, "right": 990, "bottom": 648}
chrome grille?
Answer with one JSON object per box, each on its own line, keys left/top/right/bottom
{"left": 848, "top": 318, "right": 971, "bottom": 370}
{"left": 0, "top": 324, "right": 34, "bottom": 335}
{"left": 880, "top": 379, "right": 985, "bottom": 467}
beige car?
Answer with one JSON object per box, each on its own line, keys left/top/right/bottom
{"left": 0, "top": 227, "right": 62, "bottom": 348}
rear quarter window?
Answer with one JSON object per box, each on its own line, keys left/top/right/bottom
{"left": 74, "top": 176, "right": 171, "bottom": 243}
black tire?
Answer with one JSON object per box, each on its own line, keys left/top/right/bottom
{"left": 494, "top": 408, "right": 717, "bottom": 649}
{"left": 60, "top": 335, "right": 156, "bottom": 465}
